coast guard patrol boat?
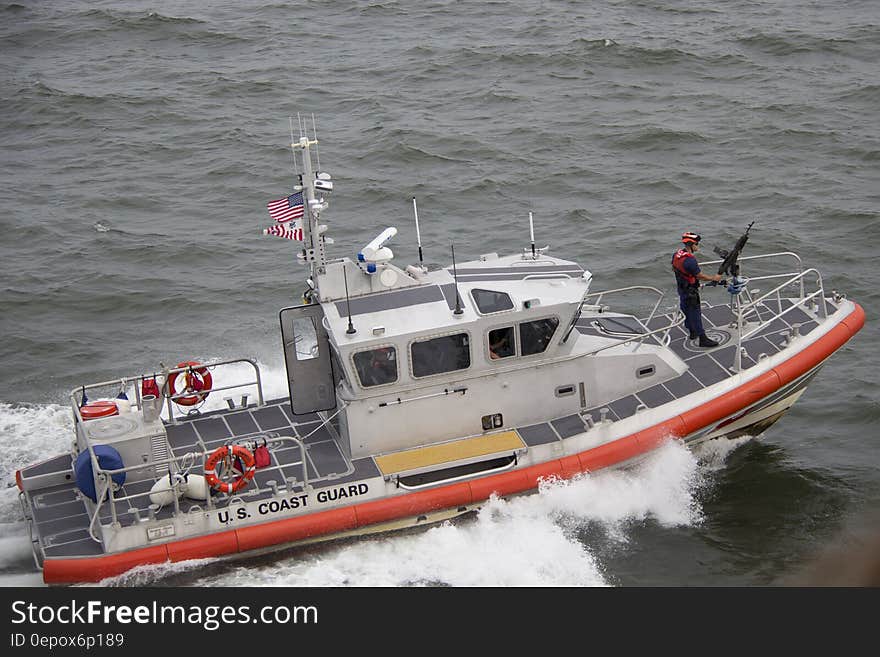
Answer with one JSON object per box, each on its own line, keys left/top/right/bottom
{"left": 15, "top": 134, "right": 865, "bottom": 584}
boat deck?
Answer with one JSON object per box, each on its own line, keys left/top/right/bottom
{"left": 21, "top": 296, "right": 833, "bottom": 564}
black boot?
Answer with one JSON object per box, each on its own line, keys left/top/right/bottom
{"left": 688, "top": 331, "right": 698, "bottom": 340}
{"left": 698, "top": 334, "right": 719, "bottom": 348}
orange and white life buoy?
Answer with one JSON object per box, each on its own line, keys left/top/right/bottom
{"left": 80, "top": 400, "right": 119, "bottom": 420}
{"left": 204, "top": 444, "right": 256, "bottom": 494}
{"left": 167, "top": 360, "right": 213, "bottom": 407}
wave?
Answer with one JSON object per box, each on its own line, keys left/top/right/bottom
{"left": 737, "top": 31, "right": 858, "bottom": 57}
{"left": 79, "top": 8, "right": 206, "bottom": 28}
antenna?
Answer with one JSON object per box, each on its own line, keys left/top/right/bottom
{"left": 342, "top": 265, "right": 356, "bottom": 334}
{"left": 311, "top": 113, "right": 321, "bottom": 172}
{"left": 288, "top": 117, "right": 299, "bottom": 176}
{"left": 529, "top": 211, "right": 536, "bottom": 258}
{"left": 451, "top": 244, "right": 463, "bottom": 315}
{"left": 412, "top": 197, "right": 423, "bottom": 264}
{"left": 297, "top": 112, "right": 304, "bottom": 139}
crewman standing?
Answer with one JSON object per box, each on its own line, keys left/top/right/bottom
{"left": 672, "top": 231, "right": 723, "bottom": 348}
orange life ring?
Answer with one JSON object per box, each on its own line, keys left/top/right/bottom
{"left": 204, "top": 444, "right": 256, "bottom": 494}
{"left": 80, "top": 400, "right": 119, "bottom": 420}
{"left": 167, "top": 360, "right": 213, "bottom": 406}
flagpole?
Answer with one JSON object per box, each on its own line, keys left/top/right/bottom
{"left": 529, "top": 211, "right": 536, "bottom": 258}
{"left": 412, "top": 197, "right": 423, "bottom": 265}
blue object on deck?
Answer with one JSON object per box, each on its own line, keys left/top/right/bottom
{"left": 74, "top": 445, "right": 126, "bottom": 503}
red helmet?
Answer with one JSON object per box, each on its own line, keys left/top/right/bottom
{"left": 681, "top": 231, "right": 701, "bottom": 245}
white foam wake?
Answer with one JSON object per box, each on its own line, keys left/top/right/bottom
{"left": 184, "top": 440, "right": 706, "bottom": 587}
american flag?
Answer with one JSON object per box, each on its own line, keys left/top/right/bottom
{"left": 266, "top": 191, "right": 304, "bottom": 223}
{"left": 263, "top": 223, "right": 303, "bottom": 241}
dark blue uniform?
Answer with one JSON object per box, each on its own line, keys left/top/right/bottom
{"left": 672, "top": 249, "right": 705, "bottom": 338}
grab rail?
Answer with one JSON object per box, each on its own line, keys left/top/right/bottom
{"left": 699, "top": 259, "right": 826, "bottom": 371}
{"left": 568, "top": 285, "right": 684, "bottom": 355}
{"left": 68, "top": 357, "right": 265, "bottom": 426}
{"left": 82, "top": 401, "right": 351, "bottom": 544}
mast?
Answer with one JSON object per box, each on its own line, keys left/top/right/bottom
{"left": 291, "top": 136, "right": 327, "bottom": 288}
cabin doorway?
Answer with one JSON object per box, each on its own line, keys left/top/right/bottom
{"left": 279, "top": 304, "right": 337, "bottom": 415}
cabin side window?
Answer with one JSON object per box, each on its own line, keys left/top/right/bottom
{"left": 411, "top": 333, "right": 471, "bottom": 377}
{"left": 488, "top": 326, "right": 515, "bottom": 360}
{"left": 520, "top": 317, "right": 560, "bottom": 356}
{"left": 471, "top": 289, "right": 514, "bottom": 314}
{"left": 291, "top": 317, "right": 319, "bottom": 360}
{"left": 352, "top": 346, "right": 398, "bottom": 388}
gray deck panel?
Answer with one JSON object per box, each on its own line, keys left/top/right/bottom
{"left": 44, "top": 527, "right": 92, "bottom": 547}
{"left": 662, "top": 371, "right": 703, "bottom": 398}
{"left": 762, "top": 330, "right": 789, "bottom": 348}
{"left": 225, "top": 411, "right": 260, "bottom": 436}
{"left": 644, "top": 315, "right": 672, "bottom": 332}
{"left": 583, "top": 406, "right": 620, "bottom": 425}
{"left": 440, "top": 283, "right": 466, "bottom": 312}
{"left": 34, "top": 511, "right": 90, "bottom": 538}
{"left": 636, "top": 384, "right": 676, "bottom": 408}
{"left": 193, "top": 417, "right": 231, "bottom": 442}
{"left": 754, "top": 317, "right": 791, "bottom": 337}
{"left": 272, "top": 446, "right": 305, "bottom": 468}
{"left": 281, "top": 461, "right": 319, "bottom": 482}
{"left": 281, "top": 403, "right": 320, "bottom": 424}
{"left": 22, "top": 454, "right": 71, "bottom": 478}
{"left": 608, "top": 395, "right": 641, "bottom": 420}
{"left": 334, "top": 284, "right": 445, "bottom": 318}
{"left": 517, "top": 423, "right": 560, "bottom": 447}
{"left": 700, "top": 304, "right": 736, "bottom": 328}
{"left": 33, "top": 499, "right": 87, "bottom": 523}
{"left": 306, "top": 441, "right": 348, "bottom": 478}
{"left": 741, "top": 336, "right": 779, "bottom": 362}
{"left": 297, "top": 424, "right": 333, "bottom": 444}
{"left": 252, "top": 405, "right": 290, "bottom": 430}
{"left": 166, "top": 422, "right": 200, "bottom": 449}
{"left": 33, "top": 485, "right": 79, "bottom": 507}
{"left": 44, "top": 536, "right": 106, "bottom": 558}
{"left": 707, "top": 345, "right": 750, "bottom": 371}
{"left": 313, "top": 457, "right": 380, "bottom": 489}
{"left": 551, "top": 414, "right": 587, "bottom": 439}
{"left": 453, "top": 265, "right": 583, "bottom": 275}
{"left": 795, "top": 320, "right": 819, "bottom": 335}
{"left": 687, "top": 354, "right": 731, "bottom": 386}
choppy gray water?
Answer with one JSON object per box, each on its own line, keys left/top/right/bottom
{"left": 1, "top": 0, "right": 878, "bottom": 586}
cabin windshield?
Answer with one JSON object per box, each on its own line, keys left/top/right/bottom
{"left": 520, "top": 317, "right": 559, "bottom": 355}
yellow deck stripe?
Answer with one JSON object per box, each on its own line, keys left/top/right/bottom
{"left": 375, "top": 431, "right": 525, "bottom": 476}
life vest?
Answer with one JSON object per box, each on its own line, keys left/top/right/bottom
{"left": 671, "top": 248, "right": 698, "bottom": 287}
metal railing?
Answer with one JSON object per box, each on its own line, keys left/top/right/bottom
{"left": 69, "top": 357, "right": 265, "bottom": 426}
{"left": 571, "top": 254, "right": 830, "bottom": 371}
{"left": 83, "top": 432, "right": 306, "bottom": 543}
{"left": 75, "top": 391, "right": 353, "bottom": 546}
{"left": 566, "top": 285, "right": 685, "bottom": 356}
{"left": 691, "top": 252, "right": 825, "bottom": 371}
